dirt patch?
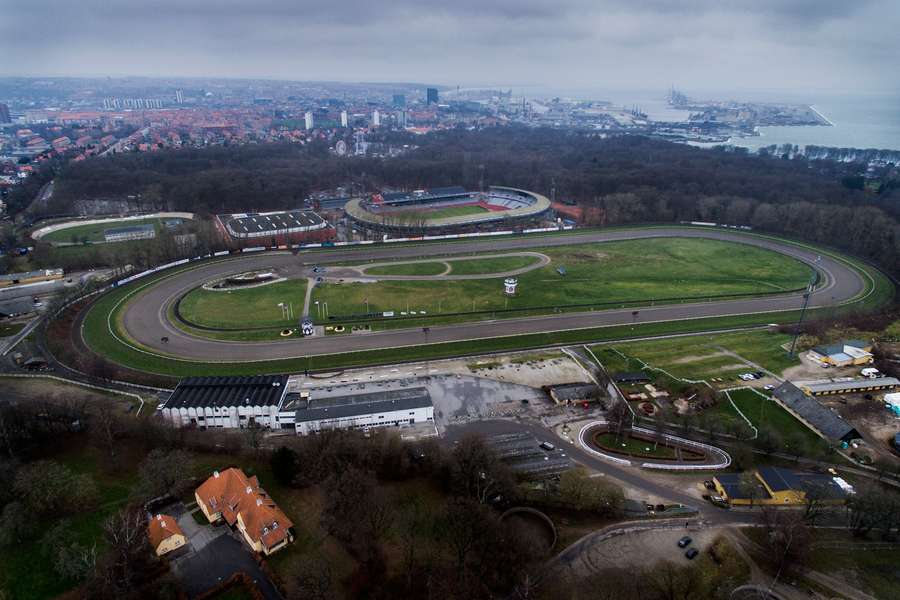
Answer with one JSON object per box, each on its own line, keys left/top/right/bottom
{"left": 672, "top": 351, "right": 729, "bottom": 364}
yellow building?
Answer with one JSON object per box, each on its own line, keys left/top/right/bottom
{"left": 713, "top": 466, "right": 849, "bottom": 506}
{"left": 807, "top": 340, "right": 873, "bottom": 367}
{"left": 147, "top": 514, "right": 186, "bottom": 556}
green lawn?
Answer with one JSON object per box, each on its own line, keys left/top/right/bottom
{"left": 592, "top": 432, "right": 677, "bottom": 458}
{"left": 41, "top": 217, "right": 182, "bottom": 244}
{"left": 394, "top": 205, "right": 488, "bottom": 220}
{"left": 726, "top": 388, "right": 825, "bottom": 450}
{"left": 610, "top": 330, "right": 799, "bottom": 380}
{"left": 0, "top": 322, "right": 25, "bottom": 337}
{"left": 77, "top": 228, "right": 892, "bottom": 380}
{"left": 446, "top": 255, "right": 541, "bottom": 275}
{"left": 365, "top": 261, "right": 448, "bottom": 276}
{"left": 806, "top": 532, "right": 900, "bottom": 599}
{"left": 178, "top": 279, "right": 308, "bottom": 329}
{"left": 311, "top": 237, "right": 812, "bottom": 321}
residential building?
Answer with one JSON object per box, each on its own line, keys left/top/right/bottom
{"left": 304, "top": 111, "right": 314, "bottom": 130}
{"left": 159, "top": 375, "right": 289, "bottom": 429}
{"left": 807, "top": 339, "right": 873, "bottom": 367}
{"left": 195, "top": 468, "right": 293, "bottom": 555}
{"left": 772, "top": 382, "right": 861, "bottom": 444}
{"left": 340, "top": 110, "right": 348, "bottom": 128}
{"left": 286, "top": 387, "right": 434, "bottom": 435}
{"left": 713, "top": 466, "right": 851, "bottom": 506}
{"left": 372, "top": 110, "right": 380, "bottom": 127}
{"left": 147, "top": 514, "right": 187, "bottom": 556}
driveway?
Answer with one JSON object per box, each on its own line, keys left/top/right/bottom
{"left": 171, "top": 535, "right": 283, "bottom": 600}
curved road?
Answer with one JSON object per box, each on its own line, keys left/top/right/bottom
{"left": 117, "top": 228, "right": 866, "bottom": 362}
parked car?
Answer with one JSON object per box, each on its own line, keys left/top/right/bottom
{"left": 685, "top": 548, "right": 699, "bottom": 560}
{"left": 763, "top": 384, "right": 776, "bottom": 391}
{"left": 703, "top": 480, "right": 715, "bottom": 490}
{"left": 677, "top": 536, "right": 692, "bottom": 548}
{"left": 739, "top": 373, "right": 754, "bottom": 381}
{"left": 539, "top": 442, "right": 556, "bottom": 451}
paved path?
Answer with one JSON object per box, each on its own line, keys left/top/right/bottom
{"left": 112, "top": 228, "right": 866, "bottom": 362}
{"left": 345, "top": 250, "right": 551, "bottom": 280}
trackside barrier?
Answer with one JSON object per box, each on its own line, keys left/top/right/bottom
{"left": 577, "top": 421, "right": 633, "bottom": 466}
{"left": 631, "top": 426, "right": 732, "bottom": 471}
{"left": 214, "top": 250, "right": 230, "bottom": 256}
{"left": 243, "top": 246, "right": 266, "bottom": 253}
{"left": 577, "top": 421, "right": 731, "bottom": 471}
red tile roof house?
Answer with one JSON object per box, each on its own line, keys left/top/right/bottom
{"left": 147, "top": 514, "right": 187, "bottom": 556}
{"left": 194, "top": 468, "right": 293, "bottom": 555}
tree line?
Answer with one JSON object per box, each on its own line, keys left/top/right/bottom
{"left": 7, "top": 128, "right": 899, "bottom": 278}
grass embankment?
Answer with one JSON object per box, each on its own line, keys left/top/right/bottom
{"left": 178, "top": 279, "right": 308, "bottom": 329}
{"left": 311, "top": 237, "right": 812, "bottom": 322}
{"left": 41, "top": 217, "right": 178, "bottom": 244}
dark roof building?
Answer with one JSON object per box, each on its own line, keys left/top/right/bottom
{"left": 773, "top": 382, "right": 860, "bottom": 444}
{"left": 613, "top": 371, "right": 651, "bottom": 384}
{"left": 163, "top": 375, "right": 289, "bottom": 410}
{"left": 291, "top": 387, "right": 434, "bottom": 434}
{"left": 160, "top": 376, "right": 290, "bottom": 429}
{"left": 547, "top": 382, "right": 600, "bottom": 404}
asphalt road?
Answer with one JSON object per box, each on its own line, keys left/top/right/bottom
{"left": 117, "top": 228, "right": 866, "bottom": 362}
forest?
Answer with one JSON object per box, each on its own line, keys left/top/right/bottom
{"left": 9, "top": 127, "right": 900, "bottom": 277}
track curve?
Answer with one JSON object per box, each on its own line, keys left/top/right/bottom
{"left": 114, "top": 228, "right": 866, "bottom": 363}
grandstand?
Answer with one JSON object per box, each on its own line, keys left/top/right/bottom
{"left": 345, "top": 186, "right": 551, "bottom": 233}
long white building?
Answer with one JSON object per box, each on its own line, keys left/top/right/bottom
{"left": 158, "top": 376, "right": 434, "bottom": 435}
{"left": 285, "top": 387, "right": 434, "bottom": 435}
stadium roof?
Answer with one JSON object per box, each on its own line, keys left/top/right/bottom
{"left": 773, "top": 382, "right": 860, "bottom": 442}
{"left": 345, "top": 186, "right": 551, "bottom": 229}
{"left": 163, "top": 375, "right": 289, "bottom": 410}
{"left": 296, "top": 387, "right": 432, "bottom": 423}
{"left": 381, "top": 186, "right": 468, "bottom": 205}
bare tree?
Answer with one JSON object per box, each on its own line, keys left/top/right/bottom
{"left": 447, "top": 434, "right": 514, "bottom": 504}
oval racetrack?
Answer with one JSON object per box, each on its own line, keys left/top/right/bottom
{"left": 116, "top": 228, "right": 866, "bottom": 363}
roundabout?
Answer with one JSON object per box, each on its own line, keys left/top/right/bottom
{"left": 70, "top": 226, "right": 891, "bottom": 377}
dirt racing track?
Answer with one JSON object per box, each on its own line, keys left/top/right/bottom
{"left": 100, "top": 227, "right": 872, "bottom": 364}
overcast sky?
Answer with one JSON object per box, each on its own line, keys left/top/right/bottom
{"left": 2, "top": 0, "right": 898, "bottom": 95}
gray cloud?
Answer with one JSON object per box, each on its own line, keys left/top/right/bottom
{"left": 0, "top": 0, "right": 897, "bottom": 93}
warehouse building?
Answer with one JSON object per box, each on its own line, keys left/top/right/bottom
{"left": 798, "top": 377, "right": 899, "bottom": 397}
{"left": 158, "top": 375, "right": 289, "bottom": 429}
{"left": 807, "top": 339, "right": 873, "bottom": 367}
{"left": 772, "top": 382, "right": 861, "bottom": 444}
{"left": 287, "top": 387, "right": 434, "bottom": 435}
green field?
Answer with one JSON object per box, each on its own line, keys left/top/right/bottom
{"left": 608, "top": 330, "right": 799, "bottom": 380}
{"left": 726, "top": 388, "right": 825, "bottom": 450}
{"left": 311, "top": 237, "right": 813, "bottom": 322}
{"left": 592, "top": 432, "right": 677, "bottom": 458}
{"left": 41, "top": 217, "right": 185, "bottom": 244}
{"left": 178, "top": 279, "right": 308, "bottom": 329}
{"left": 365, "top": 261, "right": 448, "bottom": 276}
{"left": 446, "top": 255, "right": 541, "bottom": 275}
{"left": 363, "top": 254, "right": 541, "bottom": 277}
{"left": 75, "top": 227, "right": 893, "bottom": 381}
{"left": 394, "top": 205, "right": 488, "bottom": 220}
